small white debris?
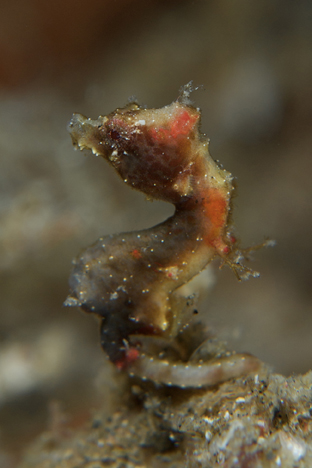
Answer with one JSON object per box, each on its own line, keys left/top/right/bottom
{"left": 203, "top": 417, "right": 215, "bottom": 425}
{"left": 235, "top": 397, "right": 246, "bottom": 404}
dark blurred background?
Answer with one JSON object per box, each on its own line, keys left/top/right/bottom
{"left": 0, "top": 0, "right": 312, "bottom": 465}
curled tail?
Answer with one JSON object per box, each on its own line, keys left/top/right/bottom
{"left": 127, "top": 352, "right": 261, "bottom": 388}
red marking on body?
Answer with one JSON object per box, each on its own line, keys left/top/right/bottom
{"left": 201, "top": 189, "right": 228, "bottom": 246}
{"left": 209, "top": 236, "right": 230, "bottom": 256}
{"left": 149, "top": 109, "right": 198, "bottom": 143}
{"left": 115, "top": 347, "right": 140, "bottom": 371}
{"left": 149, "top": 127, "right": 167, "bottom": 142}
{"left": 170, "top": 110, "right": 198, "bottom": 138}
{"left": 132, "top": 249, "right": 142, "bottom": 259}
{"left": 229, "top": 235, "right": 237, "bottom": 245}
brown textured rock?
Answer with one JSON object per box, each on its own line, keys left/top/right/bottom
{"left": 19, "top": 367, "right": 312, "bottom": 468}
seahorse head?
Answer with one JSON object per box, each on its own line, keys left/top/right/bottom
{"left": 68, "top": 101, "right": 202, "bottom": 204}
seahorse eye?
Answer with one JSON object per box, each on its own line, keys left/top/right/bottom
{"left": 109, "top": 129, "right": 120, "bottom": 140}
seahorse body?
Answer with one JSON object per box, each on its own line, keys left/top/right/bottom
{"left": 65, "top": 89, "right": 261, "bottom": 386}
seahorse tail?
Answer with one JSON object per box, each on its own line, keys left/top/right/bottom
{"left": 127, "top": 353, "right": 261, "bottom": 388}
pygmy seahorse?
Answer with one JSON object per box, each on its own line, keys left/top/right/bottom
{"left": 65, "top": 84, "right": 265, "bottom": 387}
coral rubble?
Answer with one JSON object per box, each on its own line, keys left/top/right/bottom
{"left": 19, "top": 369, "right": 312, "bottom": 468}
